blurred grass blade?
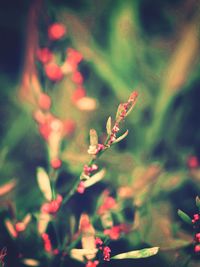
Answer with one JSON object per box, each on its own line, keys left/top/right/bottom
{"left": 177, "top": 209, "right": 192, "bottom": 225}
{"left": 36, "top": 167, "right": 52, "bottom": 201}
{"left": 106, "top": 116, "right": 112, "bottom": 135}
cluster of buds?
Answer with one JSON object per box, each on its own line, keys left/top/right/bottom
{"left": 97, "top": 191, "right": 118, "bottom": 215}
{"left": 95, "top": 237, "right": 111, "bottom": 261}
{"left": 36, "top": 22, "right": 87, "bottom": 107}
{"left": 106, "top": 91, "right": 138, "bottom": 146}
{"left": 191, "top": 213, "right": 200, "bottom": 253}
{"left": 83, "top": 164, "right": 98, "bottom": 176}
{"left": 41, "top": 194, "right": 62, "bottom": 215}
{"left": 104, "top": 224, "right": 131, "bottom": 240}
{"left": 41, "top": 233, "right": 59, "bottom": 255}
{"left": 87, "top": 143, "right": 105, "bottom": 156}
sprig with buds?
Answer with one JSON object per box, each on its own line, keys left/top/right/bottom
{"left": 62, "top": 91, "right": 138, "bottom": 205}
{"left": 178, "top": 196, "right": 200, "bottom": 254}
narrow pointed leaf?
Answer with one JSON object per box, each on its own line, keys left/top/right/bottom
{"left": 36, "top": 167, "right": 52, "bottom": 201}
{"left": 178, "top": 209, "right": 192, "bottom": 225}
{"left": 89, "top": 129, "right": 98, "bottom": 146}
{"left": 113, "top": 130, "right": 129, "bottom": 144}
{"left": 21, "top": 259, "right": 40, "bottom": 266}
{"left": 196, "top": 196, "right": 200, "bottom": 209}
{"left": 112, "top": 247, "right": 159, "bottom": 260}
{"left": 84, "top": 169, "right": 106, "bottom": 188}
{"left": 106, "top": 116, "right": 112, "bottom": 135}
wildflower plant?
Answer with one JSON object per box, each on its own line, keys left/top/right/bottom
{"left": 1, "top": 1, "right": 200, "bottom": 267}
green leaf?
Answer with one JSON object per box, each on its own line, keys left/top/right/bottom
{"left": 36, "top": 167, "right": 52, "bottom": 201}
{"left": 113, "top": 130, "right": 129, "bottom": 144}
{"left": 196, "top": 196, "right": 200, "bottom": 210}
{"left": 177, "top": 209, "right": 192, "bottom": 225}
{"left": 112, "top": 247, "right": 159, "bottom": 260}
{"left": 89, "top": 129, "right": 98, "bottom": 146}
{"left": 106, "top": 116, "right": 112, "bottom": 135}
{"left": 84, "top": 169, "right": 106, "bottom": 188}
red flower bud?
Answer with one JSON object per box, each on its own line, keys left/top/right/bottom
{"left": 48, "top": 23, "right": 66, "bottom": 40}
{"left": 45, "top": 63, "right": 63, "bottom": 82}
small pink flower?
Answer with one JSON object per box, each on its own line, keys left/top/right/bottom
{"left": 77, "top": 181, "right": 85, "bottom": 194}
{"left": 103, "top": 246, "right": 111, "bottom": 261}
{"left": 48, "top": 23, "right": 66, "bottom": 40}
{"left": 95, "top": 237, "right": 103, "bottom": 246}
{"left": 192, "top": 214, "right": 200, "bottom": 223}
{"left": 41, "top": 194, "right": 62, "bottom": 214}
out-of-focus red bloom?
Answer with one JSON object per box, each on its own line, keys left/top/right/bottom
{"left": 98, "top": 195, "right": 117, "bottom": 215}
{"left": 44, "top": 63, "right": 63, "bottom": 82}
{"left": 86, "top": 260, "right": 99, "bottom": 267}
{"left": 48, "top": 23, "right": 66, "bottom": 40}
{"left": 195, "top": 245, "right": 200, "bottom": 253}
{"left": 50, "top": 158, "right": 62, "bottom": 169}
{"left": 63, "top": 119, "right": 76, "bottom": 136}
{"left": 36, "top": 48, "right": 53, "bottom": 64}
{"left": 104, "top": 224, "right": 131, "bottom": 240}
{"left": 72, "top": 87, "right": 86, "bottom": 103}
{"left": 41, "top": 194, "right": 63, "bottom": 214}
{"left": 15, "top": 222, "right": 26, "bottom": 232}
{"left": 103, "top": 246, "right": 111, "bottom": 261}
{"left": 187, "top": 156, "right": 199, "bottom": 168}
{"left": 72, "top": 71, "right": 84, "bottom": 84}
{"left": 67, "top": 48, "right": 83, "bottom": 64}
{"left": 38, "top": 93, "right": 52, "bottom": 111}
{"left": 42, "top": 233, "right": 52, "bottom": 253}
